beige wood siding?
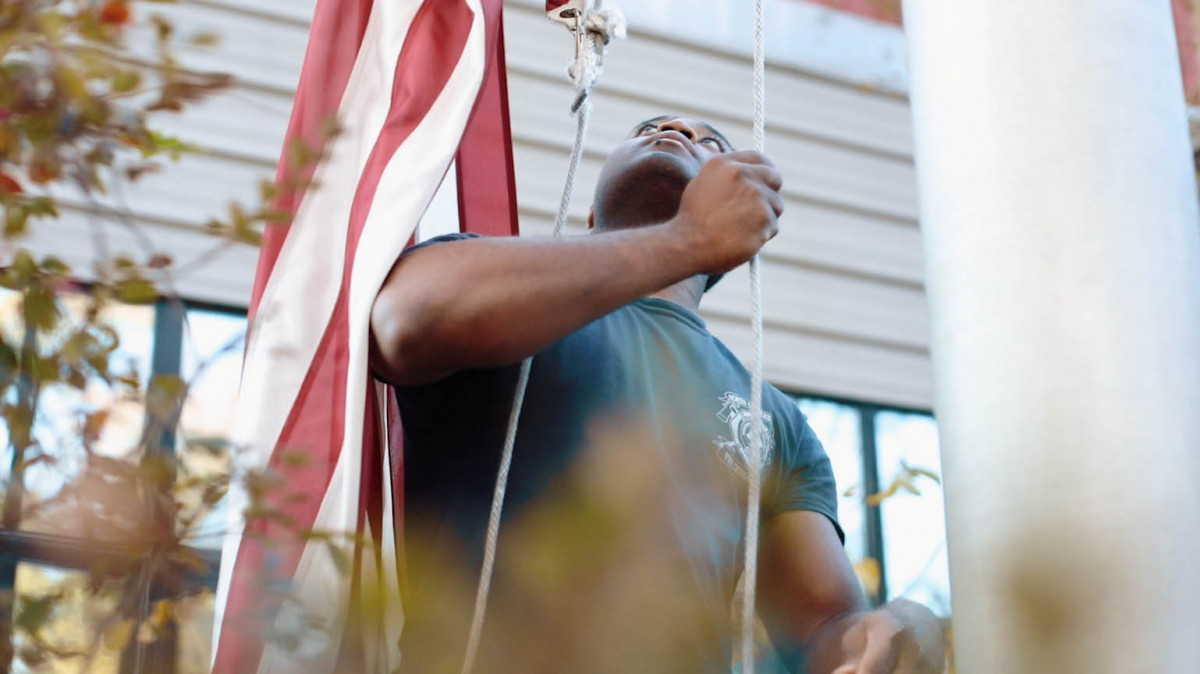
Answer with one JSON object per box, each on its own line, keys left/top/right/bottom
{"left": 22, "top": 0, "right": 932, "bottom": 409}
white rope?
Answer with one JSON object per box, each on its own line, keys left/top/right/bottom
{"left": 460, "top": 357, "right": 531, "bottom": 674}
{"left": 738, "top": 0, "right": 767, "bottom": 670}
{"left": 555, "top": 100, "right": 593, "bottom": 236}
{"left": 459, "top": 7, "right": 622, "bottom": 673}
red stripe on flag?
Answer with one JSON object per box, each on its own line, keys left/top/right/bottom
{"left": 456, "top": 0, "right": 520, "bottom": 237}
{"left": 215, "top": 302, "right": 350, "bottom": 671}
{"left": 215, "top": 1, "right": 478, "bottom": 670}
{"left": 249, "top": 0, "right": 374, "bottom": 321}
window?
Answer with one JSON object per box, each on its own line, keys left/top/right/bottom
{"left": 793, "top": 399, "right": 866, "bottom": 563}
{"left": 876, "top": 411, "right": 950, "bottom": 614}
{"left": 177, "top": 308, "right": 247, "bottom": 552}
{"left": 0, "top": 293, "right": 243, "bottom": 674}
{"left": 791, "top": 395, "right": 951, "bottom": 611}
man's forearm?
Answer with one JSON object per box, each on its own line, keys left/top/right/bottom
{"left": 370, "top": 224, "right": 704, "bottom": 386}
{"left": 880, "top": 599, "right": 946, "bottom": 672}
{"left": 803, "top": 600, "right": 946, "bottom": 674}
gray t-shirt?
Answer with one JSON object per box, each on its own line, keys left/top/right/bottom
{"left": 394, "top": 234, "right": 841, "bottom": 673}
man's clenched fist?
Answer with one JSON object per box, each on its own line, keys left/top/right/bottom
{"left": 669, "top": 149, "right": 784, "bottom": 275}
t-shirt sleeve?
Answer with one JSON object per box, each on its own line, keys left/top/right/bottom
{"left": 402, "top": 231, "right": 483, "bottom": 253}
{"left": 764, "top": 399, "right": 844, "bottom": 544}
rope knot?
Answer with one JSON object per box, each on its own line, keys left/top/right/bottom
{"left": 565, "top": 3, "right": 626, "bottom": 112}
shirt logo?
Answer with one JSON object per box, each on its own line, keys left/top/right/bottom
{"left": 713, "top": 391, "right": 775, "bottom": 479}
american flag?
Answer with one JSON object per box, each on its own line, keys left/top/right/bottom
{"left": 212, "top": 0, "right": 519, "bottom": 671}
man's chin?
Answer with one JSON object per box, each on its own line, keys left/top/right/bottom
{"left": 631, "top": 146, "right": 699, "bottom": 176}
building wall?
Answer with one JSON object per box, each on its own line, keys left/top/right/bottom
{"left": 25, "top": 0, "right": 934, "bottom": 409}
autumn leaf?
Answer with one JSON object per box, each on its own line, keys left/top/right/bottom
{"left": 146, "top": 253, "right": 172, "bottom": 269}
{"left": 98, "top": 2, "right": 131, "bottom": 27}
{"left": 865, "top": 461, "right": 941, "bottom": 507}
{"left": 111, "top": 69, "right": 141, "bottom": 93}
{"left": 326, "top": 541, "right": 351, "bottom": 576}
{"left": 854, "top": 558, "right": 882, "bottom": 598}
{"left": 146, "top": 373, "right": 187, "bottom": 423}
{"left": 102, "top": 619, "right": 135, "bottom": 651}
{"left": 115, "top": 275, "right": 158, "bottom": 303}
{"left": 189, "top": 31, "right": 221, "bottom": 47}
{"left": 0, "top": 171, "right": 23, "bottom": 194}
{"left": 14, "top": 593, "right": 60, "bottom": 636}
{"left": 22, "top": 284, "right": 61, "bottom": 332}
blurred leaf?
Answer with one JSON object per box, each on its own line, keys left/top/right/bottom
{"left": 200, "top": 482, "right": 228, "bottom": 508}
{"left": 286, "top": 137, "right": 312, "bottom": 173}
{"left": 146, "top": 373, "right": 187, "bottom": 423}
{"left": 904, "top": 461, "right": 941, "bottom": 484}
{"left": 320, "top": 115, "right": 342, "bottom": 141}
{"left": 325, "top": 541, "right": 351, "bottom": 576}
{"left": 111, "top": 69, "right": 141, "bottom": 93}
{"left": 277, "top": 450, "right": 310, "bottom": 470}
{"left": 103, "top": 619, "right": 135, "bottom": 651}
{"left": 125, "top": 162, "right": 161, "bottom": 181}
{"left": 17, "top": 646, "right": 48, "bottom": 669}
{"left": 31, "top": 354, "right": 60, "bottom": 383}
{"left": 865, "top": 461, "right": 939, "bottom": 507}
{"left": 83, "top": 409, "right": 110, "bottom": 445}
{"left": 255, "top": 208, "right": 292, "bottom": 224}
{"left": 5, "top": 204, "right": 30, "bottom": 237}
{"left": 23, "top": 284, "right": 60, "bottom": 332}
{"left": 27, "top": 197, "right": 57, "bottom": 218}
{"left": 39, "top": 256, "right": 69, "bottom": 276}
{"left": 146, "top": 253, "right": 172, "bottom": 269}
{"left": 0, "top": 170, "right": 22, "bottom": 194}
{"left": 12, "top": 250, "right": 36, "bottom": 282}
{"left": 170, "top": 547, "right": 210, "bottom": 574}
{"left": 258, "top": 178, "right": 278, "bottom": 202}
{"left": 233, "top": 223, "right": 263, "bottom": 246}
{"left": 2, "top": 403, "right": 33, "bottom": 449}
{"left": 186, "top": 435, "right": 231, "bottom": 456}
{"left": 189, "top": 31, "right": 220, "bottom": 47}
{"left": 116, "top": 276, "right": 158, "bottom": 304}
{"left": 853, "top": 558, "right": 882, "bottom": 599}
{"left": 99, "top": 1, "right": 132, "bottom": 27}
{"left": 150, "top": 14, "right": 174, "bottom": 41}
{"left": 14, "top": 593, "right": 59, "bottom": 636}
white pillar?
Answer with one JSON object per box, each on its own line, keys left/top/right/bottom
{"left": 902, "top": 2, "right": 1200, "bottom": 672}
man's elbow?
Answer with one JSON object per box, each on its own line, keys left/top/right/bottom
{"left": 370, "top": 297, "right": 441, "bottom": 387}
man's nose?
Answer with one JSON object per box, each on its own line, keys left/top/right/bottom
{"left": 659, "top": 119, "right": 697, "bottom": 141}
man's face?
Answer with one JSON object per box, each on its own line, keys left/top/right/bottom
{"left": 603, "top": 115, "right": 733, "bottom": 183}
{"left": 590, "top": 116, "right": 733, "bottom": 229}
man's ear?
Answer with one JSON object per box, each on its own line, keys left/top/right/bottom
{"left": 587, "top": 206, "right": 595, "bottom": 230}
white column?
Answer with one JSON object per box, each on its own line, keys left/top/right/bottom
{"left": 902, "top": 2, "right": 1200, "bottom": 672}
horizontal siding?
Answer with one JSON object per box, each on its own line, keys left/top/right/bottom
{"left": 503, "top": 0, "right": 932, "bottom": 408}
{"left": 17, "top": 0, "right": 933, "bottom": 408}
{"left": 25, "top": 208, "right": 259, "bottom": 308}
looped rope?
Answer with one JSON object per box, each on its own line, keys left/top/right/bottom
{"left": 458, "top": 8, "right": 623, "bottom": 673}
{"left": 566, "top": 4, "right": 627, "bottom": 112}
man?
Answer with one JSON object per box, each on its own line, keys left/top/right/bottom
{"left": 370, "top": 116, "right": 945, "bottom": 673}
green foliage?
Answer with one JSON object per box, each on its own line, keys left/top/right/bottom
{"left": 0, "top": 2, "right": 330, "bottom": 671}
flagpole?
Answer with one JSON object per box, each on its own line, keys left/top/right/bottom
{"left": 903, "top": 1, "right": 1200, "bottom": 671}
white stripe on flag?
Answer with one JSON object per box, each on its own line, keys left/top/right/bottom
{"left": 418, "top": 160, "right": 462, "bottom": 243}
{"left": 240, "top": 0, "right": 490, "bottom": 671}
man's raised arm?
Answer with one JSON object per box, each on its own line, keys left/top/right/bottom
{"left": 369, "top": 150, "right": 783, "bottom": 386}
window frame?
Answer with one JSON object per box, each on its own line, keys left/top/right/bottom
{"left": 788, "top": 391, "right": 939, "bottom": 606}
{"left": 0, "top": 296, "right": 245, "bottom": 674}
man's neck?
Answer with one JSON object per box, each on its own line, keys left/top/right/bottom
{"left": 648, "top": 275, "right": 705, "bottom": 313}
